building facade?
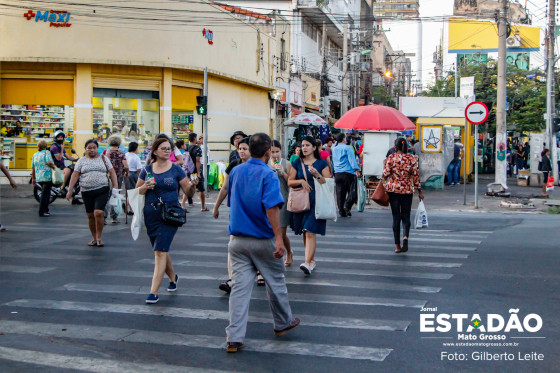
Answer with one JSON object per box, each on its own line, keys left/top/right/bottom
{"left": 0, "top": 0, "right": 279, "bottom": 171}
{"left": 373, "top": 0, "right": 420, "bottom": 18}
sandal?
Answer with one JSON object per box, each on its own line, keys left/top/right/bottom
{"left": 201, "top": 207, "right": 209, "bottom": 212}
{"left": 96, "top": 240, "right": 105, "bottom": 247}
{"left": 401, "top": 238, "right": 409, "bottom": 253}
{"left": 284, "top": 251, "right": 293, "bottom": 267}
{"left": 395, "top": 244, "right": 402, "bottom": 253}
{"left": 257, "top": 277, "right": 265, "bottom": 286}
{"left": 88, "top": 240, "right": 98, "bottom": 247}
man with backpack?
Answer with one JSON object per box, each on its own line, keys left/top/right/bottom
{"left": 187, "top": 132, "right": 208, "bottom": 211}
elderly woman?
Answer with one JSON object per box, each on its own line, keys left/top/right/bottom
{"left": 66, "top": 139, "right": 118, "bottom": 247}
{"left": 104, "top": 135, "right": 128, "bottom": 224}
{"left": 31, "top": 140, "right": 56, "bottom": 217}
{"left": 137, "top": 137, "right": 193, "bottom": 304}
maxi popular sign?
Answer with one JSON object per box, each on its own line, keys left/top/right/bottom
{"left": 23, "top": 10, "right": 72, "bottom": 28}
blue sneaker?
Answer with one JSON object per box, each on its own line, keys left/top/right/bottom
{"left": 167, "top": 274, "right": 179, "bottom": 292}
{"left": 146, "top": 293, "right": 159, "bottom": 304}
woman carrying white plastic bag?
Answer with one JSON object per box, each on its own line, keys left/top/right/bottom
{"left": 127, "top": 187, "right": 145, "bottom": 240}
{"left": 414, "top": 201, "right": 428, "bottom": 229}
{"left": 315, "top": 177, "right": 337, "bottom": 221}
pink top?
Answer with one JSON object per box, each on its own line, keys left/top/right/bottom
{"left": 320, "top": 150, "right": 330, "bottom": 161}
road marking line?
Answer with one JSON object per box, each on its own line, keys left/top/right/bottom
{"left": 61, "top": 283, "right": 428, "bottom": 309}
{"left": 0, "top": 320, "right": 392, "bottom": 361}
{"left": 0, "top": 265, "right": 56, "bottom": 273}
{"left": 98, "top": 271, "right": 441, "bottom": 293}
{"left": 170, "top": 252, "right": 463, "bottom": 269}
{"left": 0, "top": 345, "right": 231, "bottom": 373}
{"left": 2, "top": 252, "right": 104, "bottom": 261}
{"left": 191, "top": 243, "right": 469, "bottom": 259}
{"left": 138, "top": 259, "right": 455, "bottom": 280}
{"left": 4, "top": 299, "right": 410, "bottom": 332}
{"left": 207, "top": 235, "right": 482, "bottom": 245}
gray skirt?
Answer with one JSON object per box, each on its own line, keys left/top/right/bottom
{"left": 127, "top": 171, "right": 139, "bottom": 190}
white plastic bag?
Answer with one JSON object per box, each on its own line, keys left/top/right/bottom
{"left": 314, "top": 178, "right": 337, "bottom": 221}
{"left": 127, "top": 188, "right": 145, "bottom": 240}
{"left": 357, "top": 178, "right": 366, "bottom": 212}
{"left": 414, "top": 201, "right": 428, "bottom": 229}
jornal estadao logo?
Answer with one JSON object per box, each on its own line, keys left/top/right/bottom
{"left": 23, "top": 9, "right": 72, "bottom": 28}
{"left": 420, "top": 308, "right": 542, "bottom": 340}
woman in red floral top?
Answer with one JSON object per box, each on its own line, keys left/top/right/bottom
{"left": 382, "top": 138, "right": 424, "bottom": 253}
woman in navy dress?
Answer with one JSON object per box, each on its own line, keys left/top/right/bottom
{"left": 288, "top": 136, "right": 332, "bottom": 276}
{"left": 137, "top": 137, "right": 193, "bottom": 304}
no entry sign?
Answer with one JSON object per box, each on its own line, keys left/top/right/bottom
{"left": 465, "top": 101, "right": 489, "bottom": 125}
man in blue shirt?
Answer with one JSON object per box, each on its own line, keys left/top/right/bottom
{"left": 225, "top": 133, "right": 300, "bottom": 353}
{"left": 332, "top": 132, "right": 360, "bottom": 217}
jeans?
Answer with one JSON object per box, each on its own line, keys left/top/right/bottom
{"left": 447, "top": 160, "right": 461, "bottom": 184}
{"left": 334, "top": 172, "right": 356, "bottom": 212}
{"left": 38, "top": 181, "right": 52, "bottom": 216}
{"left": 388, "top": 192, "right": 413, "bottom": 244}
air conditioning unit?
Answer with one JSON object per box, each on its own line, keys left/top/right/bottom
{"left": 506, "top": 36, "right": 522, "bottom": 48}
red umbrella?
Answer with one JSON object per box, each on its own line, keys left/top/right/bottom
{"left": 334, "top": 105, "right": 416, "bottom": 131}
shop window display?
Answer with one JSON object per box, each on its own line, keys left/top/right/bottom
{"left": 1, "top": 104, "right": 71, "bottom": 138}
{"left": 172, "top": 111, "right": 194, "bottom": 141}
{"left": 92, "top": 89, "right": 159, "bottom": 161}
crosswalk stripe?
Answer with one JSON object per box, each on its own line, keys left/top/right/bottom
{"left": 0, "top": 264, "right": 56, "bottom": 273}
{"left": 3, "top": 252, "right": 103, "bottom": 261}
{"left": 206, "top": 235, "right": 481, "bottom": 245}
{"left": 0, "top": 320, "right": 392, "bottom": 362}
{"left": 138, "top": 259, "right": 455, "bottom": 280}
{"left": 4, "top": 299, "right": 411, "bottom": 332}
{"left": 98, "top": 271, "right": 441, "bottom": 293}
{"left": 170, "top": 252, "right": 463, "bottom": 268}
{"left": 61, "top": 283, "right": 428, "bottom": 309}
{"left": 191, "top": 243, "right": 469, "bottom": 259}
{"left": 0, "top": 345, "right": 233, "bottom": 373}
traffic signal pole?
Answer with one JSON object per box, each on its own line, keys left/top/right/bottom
{"left": 202, "top": 67, "right": 208, "bottom": 187}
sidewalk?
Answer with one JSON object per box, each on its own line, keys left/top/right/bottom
{"left": 2, "top": 174, "right": 559, "bottom": 214}
{"left": 364, "top": 174, "right": 560, "bottom": 214}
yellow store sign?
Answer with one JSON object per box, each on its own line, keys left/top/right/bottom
{"left": 448, "top": 18, "right": 540, "bottom": 54}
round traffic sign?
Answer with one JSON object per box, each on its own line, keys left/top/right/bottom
{"left": 465, "top": 101, "right": 489, "bottom": 125}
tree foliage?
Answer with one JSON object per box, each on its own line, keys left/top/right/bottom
{"left": 423, "top": 59, "right": 554, "bottom": 135}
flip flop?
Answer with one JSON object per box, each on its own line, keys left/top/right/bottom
{"left": 88, "top": 240, "right": 98, "bottom": 247}
{"left": 201, "top": 207, "right": 209, "bottom": 212}
{"left": 96, "top": 240, "right": 105, "bottom": 247}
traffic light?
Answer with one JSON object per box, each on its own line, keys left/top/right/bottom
{"left": 553, "top": 117, "right": 560, "bottom": 133}
{"left": 196, "top": 95, "right": 207, "bottom": 115}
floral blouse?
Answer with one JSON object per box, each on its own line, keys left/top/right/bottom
{"left": 382, "top": 153, "right": 421, "bottom": 194}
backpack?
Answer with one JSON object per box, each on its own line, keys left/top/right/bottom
{"left": 182, "top": 148, "right": 196, "bottom": 174}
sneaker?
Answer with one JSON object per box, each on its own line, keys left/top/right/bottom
{"left": 226, "top": 342, "right": 244, "bottom": 353}
{"left": 168, "top": 274, "right": 179, "bottom": 292}
{"left": 72, "top": 198, "right": 84, "bottom": 205}
{"left": 344, "top": 209, "right": 352, "bottom": 217}
{"left": 309, "top": 261, "right": 316, "bottom": 271}
{"left": 145, "top": 294, "right": 159, "bottom": 304}
{"left": 274, "top": 317, "right": 301, "bottom": 336}
{"left": 299, "top": 263, "right": 311, "bottom": 276}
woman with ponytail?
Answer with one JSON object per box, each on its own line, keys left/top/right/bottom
{"left": 382, "top": 137, "right": 424, "bottom": 253}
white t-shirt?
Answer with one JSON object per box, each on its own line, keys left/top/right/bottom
{"left": 125, "top": 152, "right": 143, "bottom": 172}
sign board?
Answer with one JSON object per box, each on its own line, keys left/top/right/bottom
{"left": 421, "top": 126, "right": 443, "bottom": 153}
{"left": 465, "top": 101, "right": 489, "bottom": 125}
{"left": 460, "top": 77, "right": 475, "bottom": 99}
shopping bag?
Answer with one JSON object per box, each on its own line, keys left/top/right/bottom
{"left": 127, "top": 188, "right": 145, "bottom": 240}
{"left": 314, "top": 178, "right": 337, "bottom": 221}
{"left": 357, "top": 178, "right": 366, "bottom": 212}
{"left": 348, "top": 178, "right": 358, "bottom": 206}
{"left": 372, "top": 182, "right": 389, "bottom": 207}
{"left": 546, "top": 176, "right": 555, "bottom": 192}
{"left": 52, "top": 168, "right": 64, "bottom": 186}
{"left": 414, "top": 201, "right": 429, "bottom": 229}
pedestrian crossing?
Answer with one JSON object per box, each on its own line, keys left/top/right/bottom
{"left": 0, "top": 210, "right": 492, "bottom": 371}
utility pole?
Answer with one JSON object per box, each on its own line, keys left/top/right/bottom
{"left": 546, "top": 0, "right": 558, "bottom": 184}
{"left": 321, "top": 22, "right": 328, "bottom": 119}
{"left": 342, "top": 22, "right": 348, "bottom": 116}
{"left": 495, "top": 0, "right": 508, "bottom": 188}
{"left": 202, "top": 67, "right": 208, "bottom": 188}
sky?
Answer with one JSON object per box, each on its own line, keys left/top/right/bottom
{"left": 383, "top": 0, "right": 548, "bottom": 89}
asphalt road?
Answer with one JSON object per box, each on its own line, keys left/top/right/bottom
{"left": 0, "top": 196, "right": 558, "bottom": 372}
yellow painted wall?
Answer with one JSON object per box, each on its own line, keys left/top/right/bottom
{"left": 172, "top": 86, "right": 199, "bottom": 111}
{"left": 1, "top": 79, "right": 73, "bottom": 105}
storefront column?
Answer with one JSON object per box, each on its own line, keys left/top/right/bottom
{"left": 74, "top": 64, "right": 93, "bottom": 153}
{"left": 160, "top": 68, "right": 172, "bottom": 136}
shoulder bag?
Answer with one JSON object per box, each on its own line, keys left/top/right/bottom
{"left": 148, "top": 165, "right": 187, "bottom": 227}
{"left": 287, "top": 159, "right": 311, "bottom": 213}
{"left": 372, "top": 181, "right": 389, "bottom": 207}
{"left": 101, "top": 155, "right": 113, "bottom": 189}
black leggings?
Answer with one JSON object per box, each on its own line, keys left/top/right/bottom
{"left": 388, "top": 192, "right": 413, "bottom": 245}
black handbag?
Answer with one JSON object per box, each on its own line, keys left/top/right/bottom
{"left": 158, "top": 197, "right": 187, "bottom": 227}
